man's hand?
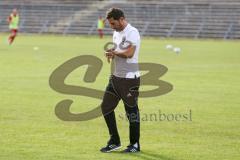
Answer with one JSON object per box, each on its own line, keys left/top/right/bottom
{"left": 105, "top": 49, "right": 115, "bottom": 63}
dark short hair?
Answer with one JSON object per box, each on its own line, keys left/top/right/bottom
{"left": 106, "top": 8, "right": 125, "bottom": 20}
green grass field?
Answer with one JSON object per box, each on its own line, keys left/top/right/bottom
{"left": 0, "top": 34, "right": 239, "bottom": 160}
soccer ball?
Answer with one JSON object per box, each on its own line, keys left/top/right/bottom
{"left": 173, "top": 47, "right": 181, "bottom": 54}
{"left": 166, "top": 44, "right": 173, "bottom": 50}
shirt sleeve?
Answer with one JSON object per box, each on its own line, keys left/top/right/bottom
{"left": 127, "top": 30, "right": 140, "bottom": 46}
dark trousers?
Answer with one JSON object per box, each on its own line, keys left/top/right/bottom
{"left": 101, "top": 75, "right": 140, "bottom": 145}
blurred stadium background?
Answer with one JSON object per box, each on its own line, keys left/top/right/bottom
{"left": 0, "top": 1, "right": 239, "bottom": 160}
{"left": 0, "top": 0, "right": 240, "bottom": 39}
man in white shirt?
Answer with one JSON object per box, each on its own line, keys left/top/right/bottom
{"left": 100, "top": 8, "right": 141, "bottom": 153}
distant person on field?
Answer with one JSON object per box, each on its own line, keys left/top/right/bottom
{"left": 7, "top": 9, "right": 19, "bottom": 45}
{"left": 97, "top": 16, "right": 105, "bottom": 38}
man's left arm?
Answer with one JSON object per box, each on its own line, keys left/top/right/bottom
{"left": 107, "top": 30, "right": 139, "bottom": 59}
{"left": 113, "top": 45, "right": 136, "bottom": 58}
{"left": 7, "top": 16, "right": 12, "bottom": 24}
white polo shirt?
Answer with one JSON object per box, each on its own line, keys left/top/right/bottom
{"left": 112, "top": 24, "right": 141, "bottom": 79}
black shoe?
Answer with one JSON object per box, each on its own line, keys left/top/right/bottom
{"left": 100, "top": 143, "right": 121, "bottom": 153}
{"left": 122, "top": 143, "right": 140, "bottom": 153}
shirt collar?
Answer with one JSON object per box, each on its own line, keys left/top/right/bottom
{"left": 120, "top": 23, "right": 130, "bottom": 34}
